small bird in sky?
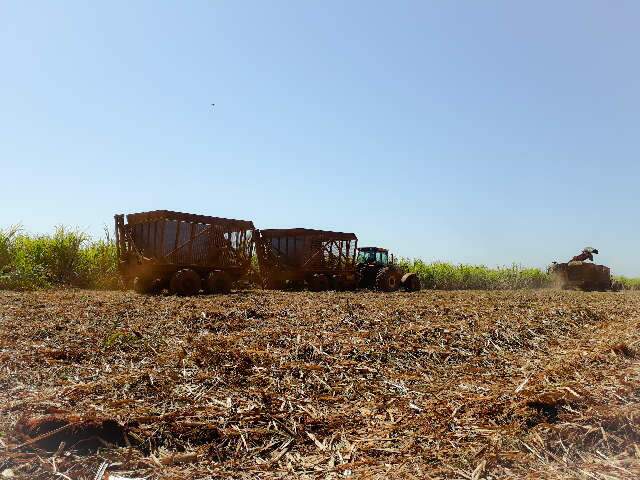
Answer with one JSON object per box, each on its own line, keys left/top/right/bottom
{"left": 211, "top": 103, "right": 215, "bottom": 109}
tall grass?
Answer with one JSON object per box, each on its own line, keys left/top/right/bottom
{"left": 2, "top": 225, "right": 640, "bottom": 292}
{"left": 398, "top": 259, "right": 552, "bottom": 290}
{"left": 613, "top": 276, "right": 640, "bottom": 291}
{"left": 0, "top": 225, "right": 20, "bottom": 273}
{"left": 0, "top": 226, "right": 119, "bottom": 290}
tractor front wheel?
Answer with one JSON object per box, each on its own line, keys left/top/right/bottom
{"left": 170, "top": 269, "right": 202, "bottom": 296}
{"left": 375, "top": 267, "right": 401, "bottom": 292}
{"left": 401, "top": 273, "right": 421, "bottom": 292}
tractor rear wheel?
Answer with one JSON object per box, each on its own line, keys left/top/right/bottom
{"left": 170, "top": 269, "right": 202, "bottom": 296}
{"left": 207, "top": 271, "right": 232, "bottom": 294}
{"left": 401, "top": 273, "right": 421, "bottom": 292}
{"left": 375, "top": 267, "right": 401, "bottom": 292}
{"left": 309, "top": 274, "right": 329, "bottom": 292}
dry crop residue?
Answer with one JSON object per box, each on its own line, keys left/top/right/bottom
{"left": 0, "top": 289, "right": 639, "bottom": 479}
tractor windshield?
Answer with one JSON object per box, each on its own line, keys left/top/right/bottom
{"left": 358, "top": 250, "right": 388, "bottom": 265}
{"left": 358, "top": 250, "right": 377, "bottom": 263}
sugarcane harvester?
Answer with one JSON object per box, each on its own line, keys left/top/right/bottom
{"left": 115, "top": 210, "right": 255, "bottom": 295}
{"left": 549, "top": 247, "right": 621, "bottom": 292}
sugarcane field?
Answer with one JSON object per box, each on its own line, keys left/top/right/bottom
{"left": 2, "top": 223, "right": 637, "bottom": 480}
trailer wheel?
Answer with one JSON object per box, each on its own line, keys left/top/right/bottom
{"left": 263, "top": 277, "right": 284, "bottom": 290}
{"left": 401, "top": 273, "right": 421, "bottom": 292}
{"left": 375, "top": 267, "right": 401, "bottom": 292}
{"left": 170, "top": 269, "right": 202, "bottom": 296}
{"left": 207, "top": 271, "right": 232, "bottom": 294}
{"left": 309, "top": 274, "right": 329, "bottom": 292}
{"left": 133, "top": 276, "right": 152, "bottom": 294}
{"left": 330, "top": 275, "right": 346, "bottom": 291}
{"left": 286, "top": 279, "right": 305, "bottom": 291}
{"left": 351, "top": 271, "right": 362, "bottom": 290}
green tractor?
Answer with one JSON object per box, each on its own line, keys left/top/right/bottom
{"left": 356, "top": 247, "right": 421, "bottom": 292}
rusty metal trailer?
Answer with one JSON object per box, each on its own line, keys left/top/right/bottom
{"left": 254, "top": 228, "right": 358, "bottom": 291}
{"left": 549, "top": 262, "right": 619, "bottom": 292}
{"left": 115, "top": 210, "right": 254, "bottom": 295}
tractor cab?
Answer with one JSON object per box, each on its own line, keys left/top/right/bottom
{"left": 357, "top": 247, "right": 391, "bottom": 267}
{"left": 355, "top": 246, "right": 420, "bottom": 292}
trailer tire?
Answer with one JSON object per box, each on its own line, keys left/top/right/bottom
{"left": 133, "top": 276, "right": 153, "bottom": 294}
{"left": 401, "top": 273, "right": 421, "bottom": 292}
{"left": 286, "top": 279, "right": 305, "bottom": 291}
{"left": 375, "top": 267, "right": 401, "bottom": 292}
{"left": 309, "top": 274, "right": 329, "bottom": 292}
{"left": 330, "top": 275, "right": 346, "bottom": 291}
{"left": 207, "top": 271, "right": 232, "bottom": 294}
{"left": 352, "top": 271, "right": 362, "bottom": 290}
{"left": 263, "top": 277, "right": 284, "bottom": 290}
{"left": 170, "top": 269, "right": 202, "bottom": 296}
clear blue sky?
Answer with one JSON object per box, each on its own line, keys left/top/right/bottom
{"left": 2, "top": 1, "right": 639, "bottom": 275}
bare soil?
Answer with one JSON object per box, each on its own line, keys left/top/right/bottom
{"left": 1, "top": 289, "right": 639, "bottom": 479}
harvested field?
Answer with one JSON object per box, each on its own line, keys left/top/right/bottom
{"left": 1, "top": 290, "right": 639, "bottom": 479}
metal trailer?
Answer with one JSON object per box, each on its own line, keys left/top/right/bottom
{"left": 114, "top": 210, "right": 254, "bottom": 295}
{"left": 549, "top": 262, "right": 618, "bottom": 292}
{"left": 254, "top": 228, "right": 358, "bottom": 291}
